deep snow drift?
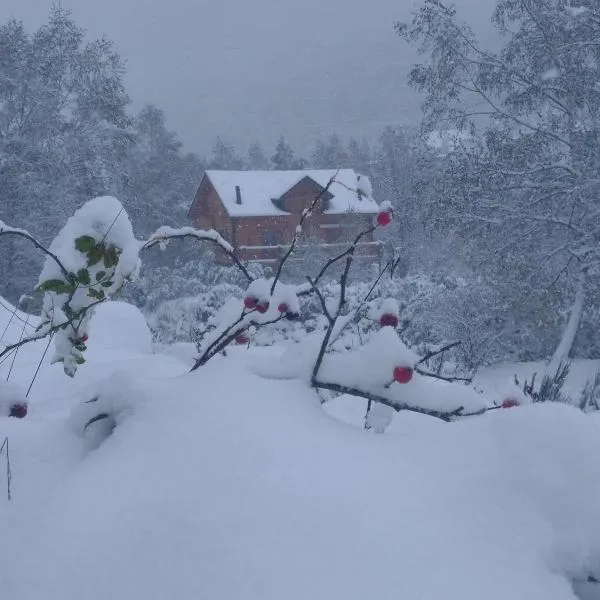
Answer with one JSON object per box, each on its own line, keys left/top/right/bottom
{"left": 2, "top": 299, "right": 600, "bottom": 599}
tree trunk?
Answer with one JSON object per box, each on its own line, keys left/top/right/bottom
{"left": 547, "top": 275, "right": 585, "bottom": 375}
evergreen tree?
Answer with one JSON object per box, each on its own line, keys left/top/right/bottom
{"left": 247, "top": 142, "right": 270, "bottom": 170}
{"left": 209, "top": 137, "right": 244, "bottom": 170}
{"left": 271, "top": 136, "right": 296, "bottom": 170}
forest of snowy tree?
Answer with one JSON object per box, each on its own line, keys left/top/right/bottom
{"left": 1, "top": 2, "right": 599, "bottom": 369}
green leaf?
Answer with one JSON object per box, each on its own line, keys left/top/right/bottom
{"left": 101, "top": 281, "right": 112, "bottom": 288}
{"left": 37, "top": 279, "right": 75, "bottom": 295}
{"left": 75, "top": 355, "right": 86, "bottom": 365}
{"left": 74, "top": 235, "right": 96, "bottom": 254}
{"left": 74, "top": 342, "right": 87, "bottom": 352}
{"left": 76, "top": 268, "right": 90, "bottom": 285}
{"left": 95, "top": 270, "right": 107, "bottom": 282}
{"left": 87, "top": 288, "right": 105, "bottom": 300}
{"left": 103, "top": 247, "right": 120, "bottom": 268}
{"left": 87, "top": 243, "right": 105, "bottom": 267}
{"left": 37, "top": 278, "right": 66, "bottom": 293}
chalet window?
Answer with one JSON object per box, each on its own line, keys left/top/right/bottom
{"left": 261, "top": 230, "right": 282, "bottom": 246}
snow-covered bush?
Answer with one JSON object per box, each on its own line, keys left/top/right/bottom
{"left": 35, "top": 197, "right": 139, "bottom": 376}
{"left": 2, "top": 176, "right": 496, "bottom": 433}
{"left": 68, "top": 372, "right": 143, "bottom": 449}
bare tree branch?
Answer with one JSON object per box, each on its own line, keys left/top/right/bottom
{"left": 312, "top": 380, "right": 483, "bottom": 421}
{"left": 140, "top": 227, "right": 254, "bottom": 283}
{"left": 0, "top": 222, "right": 70, "bottom": 280}
{"left": 270, "top": 172, "right": 340, "bottom": 294}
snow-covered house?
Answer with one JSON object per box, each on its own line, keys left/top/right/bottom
{"left": 188, "top": 169, "right": 381, "bottom": 264}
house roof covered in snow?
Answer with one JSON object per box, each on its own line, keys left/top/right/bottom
{"left": 202, "top": 169, "right": 379, "bottom": 217}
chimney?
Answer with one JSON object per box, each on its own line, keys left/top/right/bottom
{"left": 235, "top": 185, "right": 242, "bottom": 204}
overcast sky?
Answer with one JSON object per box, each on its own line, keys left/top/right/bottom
{"left": 2, "top": 0, "right": 495, "bottom": 157}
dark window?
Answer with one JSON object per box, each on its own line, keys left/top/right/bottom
{"left": 261, "top": 230, "right": 281, "bottom": 246}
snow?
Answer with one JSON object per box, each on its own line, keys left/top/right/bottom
{"left": 3, "top": 299, "right": 600, "bottom": 598}
{"left": 0, "top": 380, "right": 26, "bottom": 416}
{"left": 142, "top": 225, "right": 234, "bottom": 254}
{"left": 374, "top": 297, "right": 400, "bottom": 320}
{"left": 566, "top": 5, "right": 589, "bottom": 17}
{"left": 88, "top": 301, "right": 152, "bottom": 356}
{"left": 204, "top": 169, "right": 379, "bottom": 217}
{"left": 542, "top": 67, "right": 560, "bottom": 81}
{"left": 38, "top": 196, "right": 140, "bottom": 292}
{"left": 379, "top": 199, "right": 393, "bottom": 213}
{"left": 0, "top": 220, "right": 32, "bottom": 238}
{"left": 356, "top": 173, "right": 373, "bottom": 198}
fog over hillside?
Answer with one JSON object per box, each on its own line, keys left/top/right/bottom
{"left": 1, "top": 0, "right": 496, "bottom": 153}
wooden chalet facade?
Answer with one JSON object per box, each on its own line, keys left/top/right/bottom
{"left": 188, "top": 169, "right": 381, "bottom": 265}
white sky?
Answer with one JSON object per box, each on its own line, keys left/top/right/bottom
{"left": 1, "top": 0, "right": 495, "bottom": 156}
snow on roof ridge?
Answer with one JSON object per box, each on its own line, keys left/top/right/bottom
{"left": 203, "top": 169, "right": 378, "bottom": 217}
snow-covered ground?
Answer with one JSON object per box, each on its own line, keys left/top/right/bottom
{"left": 2, "top": 298, "right": 600, "bottom": 599}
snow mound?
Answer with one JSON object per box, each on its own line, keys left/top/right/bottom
{"left": 88, "top": 301, "right": 152, "bottom": 355}
{"left": 3, "top": 357, "right": 600, "bottom": 599}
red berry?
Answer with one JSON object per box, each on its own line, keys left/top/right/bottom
{"left": 9, "top": 403, "right": 27, "bottom": 419}
{"left": 235, "top": 335, "right": 249, "bottom": 345}
{"left": 244, "top": 296, "right": 258, "bottom": 310}
{"left": 81, "top": 334, "right": 88, "bottom": 342}
{"left": 256, "top": 301, "right": 269, "bottom": 314}
{"left": 377, "top": 211, "right": 392, "bottom": 227}
{"left": 501, "top": 399, "right": 519, "bottom": 409}
{"left": 278, "top": 303, "right": 288, "bottom": 313}
{"left": 379, "top": 313, "right": 399, "bottom": 328}
{"left": 393, "top": 366, "right": 413, "bottom": 384}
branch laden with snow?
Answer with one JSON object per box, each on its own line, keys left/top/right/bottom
{"left": 301, "top": 209, "right": 488, "bottom": 425}
{"left": 140, "top": 226, "right": 254, "bottom": 283}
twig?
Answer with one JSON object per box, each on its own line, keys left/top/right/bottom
{"left": 190, "top": 313, "right": 286, "bottom": 371}
{"left": 270, "top": 172, "right": 339, "bottom": 294}
{"left": 26, "top": 333, "right": 54, "bottom": 397}
{"left": 0, "top": 300, "right": 104, "bottom": 361}
{"left": 306, "top": 277, "right": 333, "bottom": 324}
{"left": 0, "top": 226, "right": 70, "bottom": 280}
{"left": 1, "top": 437, "right": 11, "bottom": 501}
{"left": 416, "top": 341, "right": 462, "bottom": 365}
{"left": 414, "top": 367, "right": 473, "bottom": 384}
{"left": 141, "top": 230, "right": 253, "bottom": 283}
{"left": 313, "top": 380, "right": 482, "bottom": 422}
{"left": 7, "top": 310, "right": 31, "bottom": 381}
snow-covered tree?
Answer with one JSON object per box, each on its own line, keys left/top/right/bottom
{"left": 0, "top": 8, "right": 132, "bottom": 301}
{"left": 397, "top": 0, "right": 600, "bottom": 366}
{"left": 123, "top": 105, "right": 204, "bottom": 236}
{"left": 271, "top": 135, "right": 296, "bottom": 170}
{"left": 209, "top": 137, "right": 244, "bottom": 170}
{"left": 247, "top": 142, "right": 270, "bottom": 170}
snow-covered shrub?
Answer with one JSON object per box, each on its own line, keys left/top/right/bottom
{"left": 89, "top": 301, "right": 152, "bottom": 355}
{"left": 68, "top": 372, "right": 143, "bottom": 449}
{"left": 35, "top": 197, "right": 139, "bottom": 376}
{"left": 144, "top": 285, "right": 243, "bottom": 344}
